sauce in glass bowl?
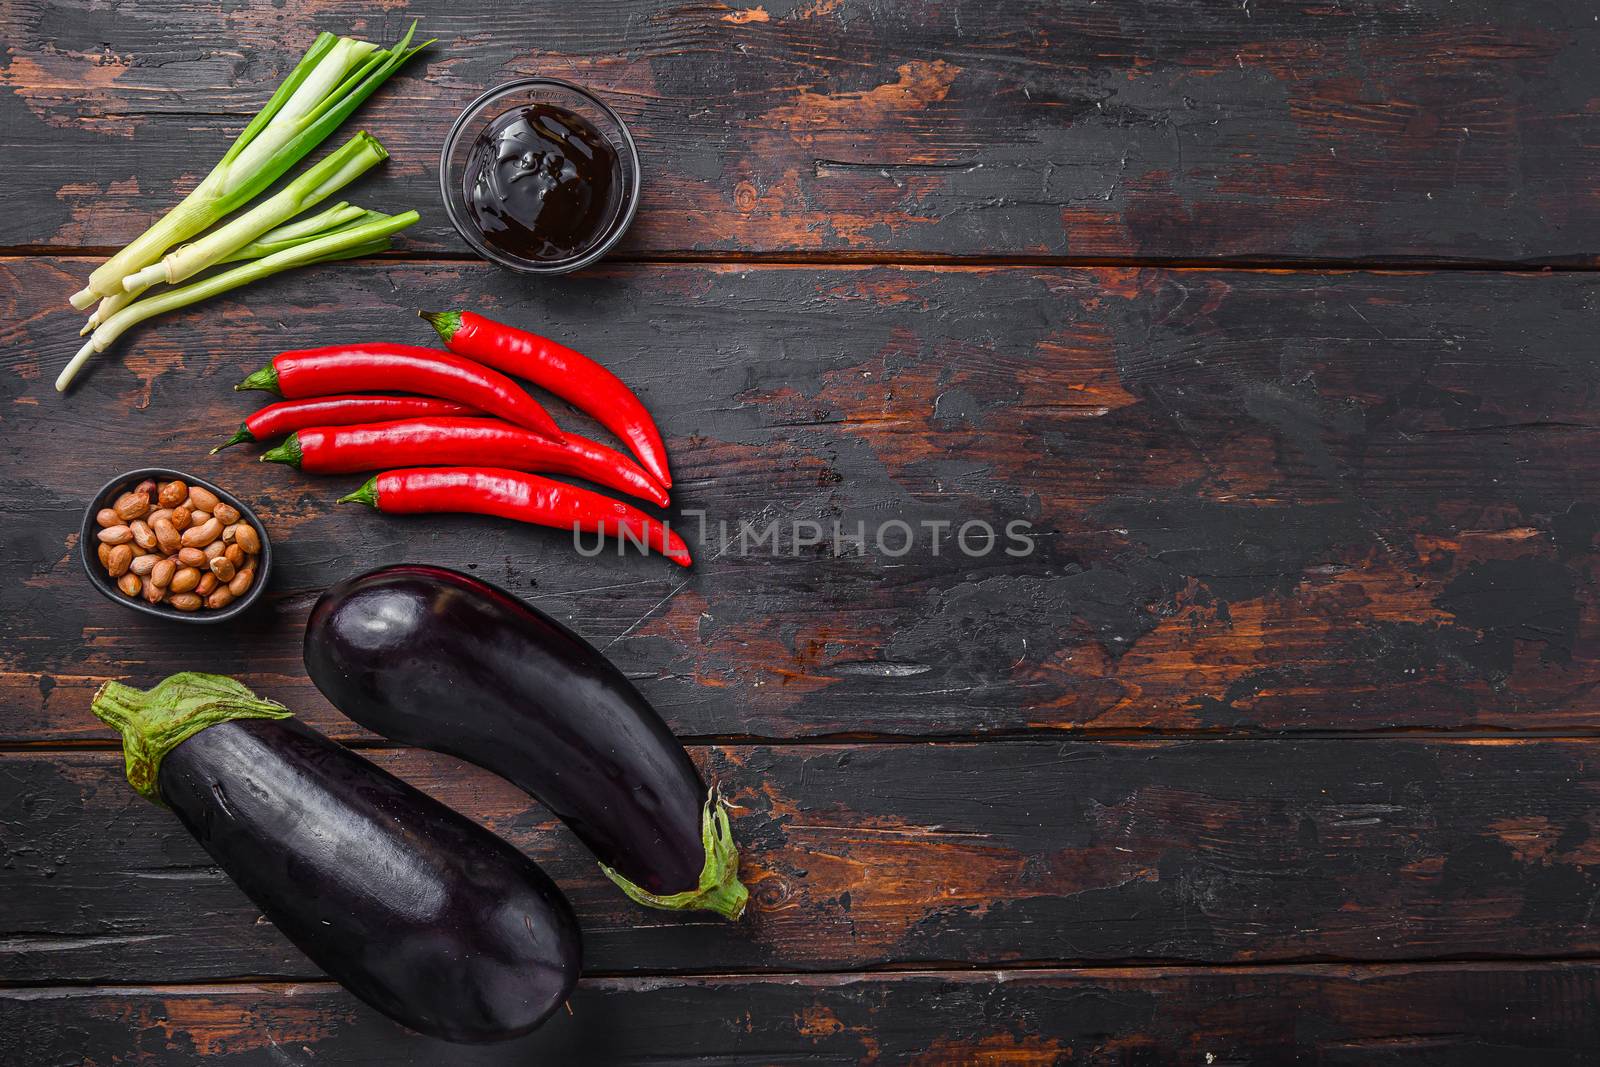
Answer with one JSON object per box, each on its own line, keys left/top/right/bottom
{"left": 464, "top": 104, "right": 621, "bottom": 263}
{"left": 440, "top": 79, "right": 641, "bottom": 275}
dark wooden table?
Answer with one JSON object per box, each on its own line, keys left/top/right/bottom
{"left": 5, "top": 1, "right": 1600, "bottom": 1062}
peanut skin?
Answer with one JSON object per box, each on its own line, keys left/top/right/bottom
{"left": 106, "top": 543, "right": 134, "bottom": 577}
{"left": 181, "top": 517, "right": 222, "bottom": 548}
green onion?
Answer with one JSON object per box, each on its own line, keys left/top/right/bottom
{"left": 118, "top": 131, "right": 388, "bottom": 293}
{"left": 68, "top": 23, "right": 430, "bottom": 310}
{"left": 57, "top": 210, "right": 419, "bottom": 391}
{"left": 79, "top": 202, "right": 372, "bottom": 335}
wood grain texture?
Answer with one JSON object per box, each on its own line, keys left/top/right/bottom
{"left": 4, "top": 0, "right": 1600, "bottom": 262}
{"left": 7, "top": 963, "right": 1599, "bottom": 1065}
{"left": 4, "top": 260, "right": 1599, "bottom": 741}
{"left": 6, "top": 739, "right": 1600, "bottom": 983}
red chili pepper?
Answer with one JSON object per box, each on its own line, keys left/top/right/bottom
{"left": 212, "top": 395, "right": 481, "bottom": 453}
{"left": 261, "top": 417, "right": 670, "bottom": 508}
{"left": 236, "top": 344, "right": 562, "bottom": 441}
{"left": 339, "top": 467, "right": 692, "bottom": 567}
{"left": 420, "top": 310, "right": 672, "bottom": 489}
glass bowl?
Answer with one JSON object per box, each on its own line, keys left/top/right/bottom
{"left": 439, "top": 78, "right": 642, "bottom": 275}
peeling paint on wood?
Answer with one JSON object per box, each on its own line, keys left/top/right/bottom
{"left": 5, "top": 740, "right": 1600, "bottom": 982}
{"left": 7, "top": 963, "right": 1599, "bottom": 1065}
{"left": 3, "top": 260, "right": 1598, "bottom": 741}
{"left": 3, "top": 1, "right": 1599, "bottom": 261}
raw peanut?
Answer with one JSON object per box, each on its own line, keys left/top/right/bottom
{"left": 210, "top": 556, "right": 237, "bottom": 583}
{"left": 117, "top": 573, "right": 142, "bottom": 597}
{"left": 234, "top": 524, "right": 261, "bottom": 554}
{"left": 190, "top": 510, "right": 212, "bottom": 525}
{"left": 178, "top": 546, "right": 207, "bottom": 567}
{"left": 169, "top": 593, "right": 202, "bottom": 612}
{"left": 149, "top": 508, "right": 172, "bottom": 524}
{"left": 106, "top": 544, "right": 134, "bottom": 577}
{"left": 171, "top": 506, "right": 192, "bottom": 532}
{"left": 205, "top": 588, "right": 235, "bottom": 610}
{"left": 98, "top": 525, "right": 133, "bottom": 545}
{"left": 130, "top": 553, "right": 161, "bottom": 576}
{"left": 213, "top": 502, "right": 240, "bottom": 525}
{"left": 189, "top": 486, "right": 220, "bottom": 512}
{"left": 158, "top": 480, "right": 187, "bottom": 507}
{"left": 143, "top": 579, "right": 166, "bottom": 605}
{"left": 150, "top": 558, "right": 176, "bottom": 590}
{"left": 196, "top": 574, "right": 218, "bottom": 596}
{"left": 135, "top": 479, "right": 159, "bottom": 501}
{"left": 228, "top": 567, "right": 255, "bottom": 597}
{"left": 97, "top": 542, "right": 112, "bottom": 568}
{"left": 225, "top": 543, "right": 245, "bottom": 567}
{"left": 113, "top": 491, "right": 149, "bottom": 520}
{"left": 221, "top": 523, "right": 238, "bottom": 543}
{"left": 153, "top": 517, "right": 181, "bottom": 554}
{"left": 181, "top": 517, "right": 222, "bottom": 548}
{"left": 130, "top": 520, "right": 157, "bottom": 551}
{"left": 203, "top": 540, "right": 226, "bottom": 559}
{"left": 169, "top": 566, "right": 200, "bottom": 594}
{"left": 96, "top": 507, "right": 120, "bottom": 528}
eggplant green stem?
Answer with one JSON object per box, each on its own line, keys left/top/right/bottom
{"left": 260, "top": 434, "right": 303, "bottom": 467}
{"left": 418, "top": 308, "right": 461, "bottom": 344}
{"left": 337, "top": 477, "right": 379, "bottom": 507}
{"left": 600, "top": 788, "right": 749, "bottom": 921}
{"left": 91, "top": 673, "right": 292, "bottom": 804}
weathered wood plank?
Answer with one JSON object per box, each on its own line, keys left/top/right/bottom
{"left": 7, "top": 963, "right": 1599, "bottom": 1065}
{"left": 4, "top": 0, "right": 1599, "bottom": 262}
{"left": 5, "top": 739, "right": 1600, "bottom": 983}
{"left": 4, "top": 260, "right": 1599, "bottom": 741}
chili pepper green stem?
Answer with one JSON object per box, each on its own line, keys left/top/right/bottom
{"left": 260, "top": 434, "right": 303, "bottom": 467}
{"left": 212, "top": 424, "right": 255, "bottom": 453}
{"left": 236, "top": 366, "right": 283, "bottom": 395}
{"left": 338, "top": 477, "right": 379, "bottom": 507}
{"left": 418, "top": 309, "right": 461, "bottom": 344}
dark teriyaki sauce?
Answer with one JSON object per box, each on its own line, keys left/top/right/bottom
{"left": 464, "top": 103, "right": 621, "bottom": 262}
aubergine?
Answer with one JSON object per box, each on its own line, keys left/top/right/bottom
{"left": 304, "top": 564, "right": 747, "bottom": 920}
{"left": 91, "top": 672, "right": 581, "bottom": 1043}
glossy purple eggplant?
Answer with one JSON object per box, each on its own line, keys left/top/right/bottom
{"left": 92, "top": 673, "right": 580, "bottom": 1043}
{"left": 304, "top": 564, "right": 748, "bottom": 920}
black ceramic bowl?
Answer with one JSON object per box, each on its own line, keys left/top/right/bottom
{"left": 80, "top": 468, "right": 272, "bottom": 624}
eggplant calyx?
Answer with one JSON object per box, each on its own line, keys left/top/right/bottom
{"left": 600, "top": 787, "right": 749, "bottom": 921}
{"left": 91, "top": 672, "right": 293, "bottom": 804}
